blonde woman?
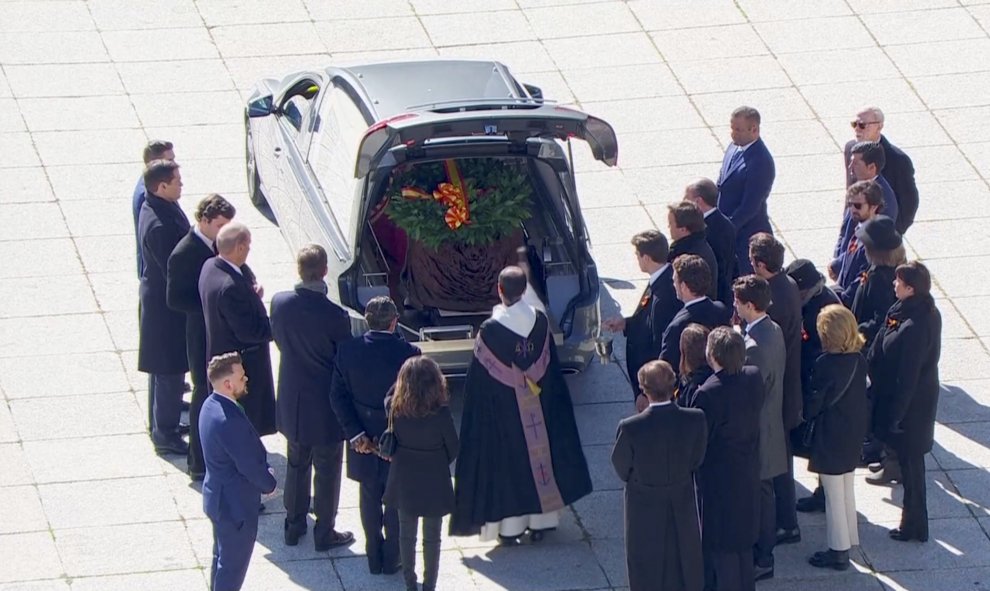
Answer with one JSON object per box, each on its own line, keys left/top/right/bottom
{"left": 806, "top": 305, "right": 869, "bottom": 570}
{"left": 383, "top": 357, "right": 459, "bottom": 591}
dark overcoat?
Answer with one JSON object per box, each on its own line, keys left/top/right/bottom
{"left": 851, "top": 264, "right": 897, "bottom": 346}
{"left": 660, "top": 297, "right": 730, "bottom": 377}
{"left": 625, "top": 265, "right": 682, "bottom": 397}
{"left": 137, "top": 194, "right": 190, "bottom": 374}
{"left": 270, "top": 286, "right": 352, "bottom": 446}
{"left": 806, "top": 352, "right": 869, "bottom": 475}
{"left": 869, "top": 295, "right": 942, "bottom": 457}
{"left": 845, "top": 136, "right": 919, "bottom": 234}
{"left": 676, "top": 365, "right": 713, "bottom": 409}
{"left": 329, "top": 331, "right": 420, "bottom": 482}
{"left": 768, "top": 271, "right": 804, "bottom": 429}
{"left": 612, "top": 404, "right": 707, "bottom": 591}
{"left": 199, "top": 257, "right": 277, "bottom": 436}
{"left": 799, "top": 284, "right": 841, "bottom": 398}
{"left": 691, "top": 367, "right": 763, "bottom": 552}
{"left": 668, "top": 231, "right": 719, "bottom": 301}
{"left": 167, "top": 229, "right": 213, "bottom": 390}
{"left": 383, "top": 403, "right": 459, "bottom": 518}
{"left": 703, "top": 208, "right": 738, "bottom": 307}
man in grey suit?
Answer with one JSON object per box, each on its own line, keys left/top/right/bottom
{"left": 733, "top": 275, "right": 787, "bottom": 582}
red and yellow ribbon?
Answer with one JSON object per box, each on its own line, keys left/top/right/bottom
{"left": 401, "top": 159, "right": 471, "bottom": 230}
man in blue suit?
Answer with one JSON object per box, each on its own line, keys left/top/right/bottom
{"left": 716, "top": 106, "right": 776, "bottom": 275}
{"left": 271, "top": 245, "right": 354, "bottom": 551}
{"left": 330, "top": 296, "right": 420, "bottom": 575}
{"left": 200, "top": 352, "right": 277, "bottom": 591}
{"left": 829, "top": 181, "right": 885, "bottom": 305}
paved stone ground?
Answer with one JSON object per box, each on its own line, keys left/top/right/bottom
{"left": 2, "top": 0, "right": 990, "bottom": 589}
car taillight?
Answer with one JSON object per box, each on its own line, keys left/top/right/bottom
{"left": 364, "top": 112, "right": 419, "bottom": 136}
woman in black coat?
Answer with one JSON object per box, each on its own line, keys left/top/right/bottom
{"left": 383, "top": 357, "right": 459, "bottom": 591}
{"left": 869, "top": 261, "right": 942, "bottom": 543}
{"left": 805, "top": 305, "right": 869, "bottom": 570}
{"left": 850, "top": 217, "right": 906, "bottom": 346}
{"left": 676, "top": 323, "right": 713, "bottom": 409}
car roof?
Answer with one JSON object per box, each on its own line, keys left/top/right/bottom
{"left": 333, "top": 59, "right": 522, "bottom": 120}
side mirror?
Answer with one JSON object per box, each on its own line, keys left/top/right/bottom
{"left": 523, "top": 83, "right": 543, "bottom": 100}
{"left": 247, "top": 95, "right": 275, "bottom": 118}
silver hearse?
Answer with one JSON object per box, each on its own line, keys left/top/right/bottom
{"left": 245, "top": 59, "right": 618, "bottom": 373}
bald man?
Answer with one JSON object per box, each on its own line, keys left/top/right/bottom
{"left": 199, "top": 223, "right": 277, "bottom": 436}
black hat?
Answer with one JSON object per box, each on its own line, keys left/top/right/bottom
{"left": 785, "top": 258, "right": 822, "bottom": 291}
{"left": 856, "top": 215, "right": 902, "bottom": 251}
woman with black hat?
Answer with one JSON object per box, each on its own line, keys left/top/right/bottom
{"left": 850, "top": 216, "right": 907, "bottom": 346}
{"left": 868, "top": 261, "right": 942, "bottom": 542}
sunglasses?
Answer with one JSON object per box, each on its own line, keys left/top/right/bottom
{"left": 850, "top": 120, "right": 881, "bottom": 130}
{"left": 846, "top": 201, "right": 867, "bottom": 209}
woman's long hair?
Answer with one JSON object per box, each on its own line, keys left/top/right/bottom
{"left": 391, "top": 356, "right": 448, "bottom": 418}
{"left": 679, "top": 323, "right": 711, "bottom": 377}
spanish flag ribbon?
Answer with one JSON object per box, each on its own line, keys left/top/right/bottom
{"left": 400, "top": 159, "right": 471, "bottom": 230}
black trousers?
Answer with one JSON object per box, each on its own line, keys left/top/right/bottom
{"left": 283, "top": 441, "right": 344, "bottom": 543}
{"left": 360, "top": 459, "right": 399, "bottom": 571}
{"left": 754, "top": 479, "right": 776, "bottom": 566}
{"left": 398, "top": 510, "right": 442, "bottom": 591}
{"left": 705, "top": 550, "right": 755, "bottom": 591}
{"left": 187, "top": 370, "right": 208, "bottom": 475}
{"left": 899, "top": 452, "right": 928, "bottom": 538}
{"left": 773, "top": 437, "right": 798, "bottom": 531}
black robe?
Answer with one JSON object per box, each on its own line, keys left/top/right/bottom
{"left": 612, "top": 403, "right": 707, "bottom": 591}
{"left": 449, "top": 312, "right": 592, "bottom": 536}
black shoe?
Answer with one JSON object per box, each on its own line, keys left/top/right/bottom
{"left": 284, "top": 521, "right": 306, "bottom": 546}
{"left": 529, "top": 530, "right": 545, "bottom": 542}
{"left": 177, "top": 422, "right": 190, "bottom": 436}
{"left": 154, "top": 438, "right": 189, "bottom": 456}
{"left": 753, "top": 561, "right": 774, "bottom": 581}
{"left": 866, "top": 467, "right": 901, "bottom": 486}
{"left": 796, "top": 495, "right": 825, "bottom": 513}
{"left": 498, "top": 534, "right": 521, "bottom": 546}
{"left": 808, "top": 549, "right": 850, "bottom": 570}
{"left": 889, "top": 528, "right": 928, "bottom": 543}
{"left": 868, "top": 461, "right": 884, "bottom": 473}
{"left": 315, "top": 530, "right": 354, "bottom": 551}
{"left": 187, "top": 469, "right": 205, "bottom": 482}
{"left": 776, "top": 527, "right": 801, "bottom": 545}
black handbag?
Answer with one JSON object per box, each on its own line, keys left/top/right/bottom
{"left": 377, "top": 406, "right": 398, "bottom": 460}
{"left": 792, "top": 366, "right": 858, "bottom": 459}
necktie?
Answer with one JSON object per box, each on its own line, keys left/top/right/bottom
{"left": 728, "top": 146, "right": 744, "bottom": 170}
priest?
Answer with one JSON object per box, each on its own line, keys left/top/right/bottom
{"left": 449, "top": 266, "right": 592, "bottom": 543}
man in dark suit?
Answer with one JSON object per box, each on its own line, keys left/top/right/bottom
{"left": 667, "top": 201, "right": 719, "bottom": 301}
{"left": 167, "top": 194, "right": 235, "bottom": 481}
{"left": 847, "top": 141, "right": 898, "bottom": 225}
{"left": 330, "top": 297, "right": 420, "bottom": 575}
{"left": 733, "top": 276, "right": 787, "bottom": 582}
{"left": 748, "top": 234, "right": 803, "bottom": 549}
{"left": 685, "top": 178, "right": 737, "bottom": 307}
{"left": 603, "top": 230, "right": 683, "bottom": 411}
{"left": 271, "top": 245, "right": 355, "bottom": 551}
{"left": 138, "top": 159, "right": 191, "bottom": 456}
{"left": 612, "top": 360, "right": 707, "bottom": 591}
{"left": 199, "top": 222, "right": 277, "bottom": 437}
{"left": 133, "top": 140, "right": 175, "bottom": 278}
{"left": 660, "top": 255, "right": 730, "bottom": 376}
{"left": 829, "top": 181, "right": 885, "bottom": 305}
{"left": 200, "top": 352, "right": 277, "bottom": 591}
{"left": 844, "top": 107, "right": 919, "bottom": 234}
{"left": 716, "top": 106, "right": 776, "bottom": 275}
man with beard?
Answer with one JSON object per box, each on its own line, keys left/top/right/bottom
{"left": 451, "top": 266, "right": 592, "bottom": 543}
{"left": 830, "top": 181, "right": 885, "bottom": 305}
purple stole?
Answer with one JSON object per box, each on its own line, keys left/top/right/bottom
{"left": 473, "top": 328, "right": 565, "bottom": 514}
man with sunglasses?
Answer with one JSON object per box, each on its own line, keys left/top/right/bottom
{"left": 844, "top": 108, "right": 919, "bottom": 234}
{"left": 828, "top": 181, "right": 884, "bottom": 305}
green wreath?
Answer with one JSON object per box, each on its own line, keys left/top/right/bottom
{"left": 384, "top": 158, "right": 533, "bottom": 250}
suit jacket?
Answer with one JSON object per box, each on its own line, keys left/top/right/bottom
{"left": 167, "top": 229, "right": 214, "bottom": 388}
{"left": 329, "top": 331, "right": 420, "bottom": 482}
{"left": 868, "top": 295, "right": 941, "bottom": 456}
{"left": 612, "top": 403, "right": 707, "bottom": 591}
{"left": 199, "top": 257, "right": 277, "bottom": 435}
{"left": 200, "top": 392, "right": 276, "bottom": 524}
{"left": 716, "top": 138, "right": 775, "bottom": 240}
{"left": 767, "top": 272, "right": 804, "bottom": 429}
{"left": 659, "top": 298, "right": 730, "bottom": 376}
{"left": 845, "top": 136, "right": 919, "bottom": 234}
{"left": 667, "top": 231, "right": 719, "bottom": 301}
{"left": 744, "top": 316, "right": 788, "bottom": 480}
{"left": 624, "top": 266, "right": 683, "bottom": 397}
{"left": 137, "top": 194, "right": 190, "bottom": 374}
{"left": 692, "top": 367, "right": 762, "bottom": 552}
{"left": 851, "top": 264, "right": 897, "bottom": 346}
{"left": 383, "top": 403, "right": 459, "bottom": 518}
{"left": 703, "top": 209, "right": 738, "bottom": 306}
{"left": 805, "top": 353, "right": 869, "bottom": 475}
{"left": 270, "top": 286, "right": 352, "bottom": 445}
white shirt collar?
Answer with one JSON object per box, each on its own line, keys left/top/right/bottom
{"left": 213, "top": 390, "right": 238, "bottom": 405}
{"left": 648, "top": 401, "right": 672, "bottom": 408}
{"left": 747, "top": 314, "right": 769, "bottom": 331}
{"left": 702, "top": 208, "right": 715, "bottom": 219}
{"left": 491, "top": 299, "right": 537, "bottom": 338}
{"left": 649, "top": 263, "right": 670, "bottom": 287}
{"left": 193, "top": 225, "right": 213, "bottom": 249}
{"left": 735, "top": 139, "right": 757, "bottom": 152}
{"left": 219, "top": 256, "right": 243, "bottom": 275}
{"left": 684, "top": 296, "right": 707, "bottom": 308}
